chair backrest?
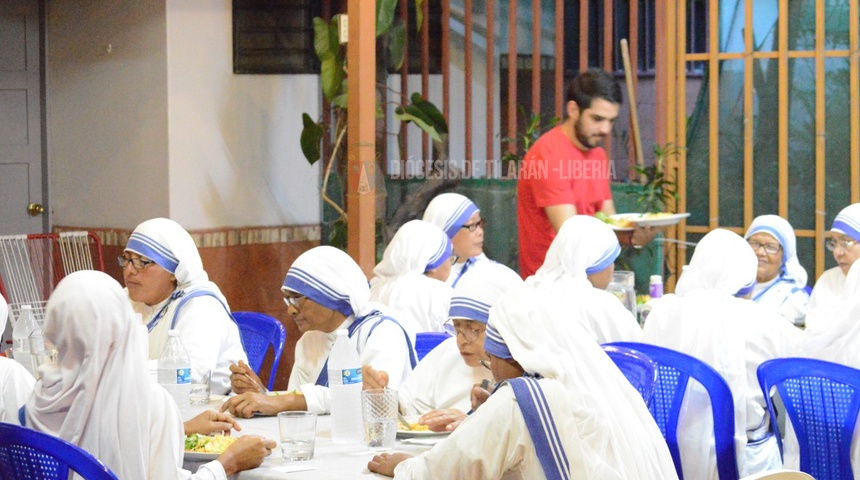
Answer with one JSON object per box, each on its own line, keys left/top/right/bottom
{"left": 232, "top": 311, "right": 287, "bottom": 391}
{"left": 602, "top": 344, "right": 658, "bottom": 406}
{"left": 0, "top": 423, "right": 118, "bottom": 480}
{"left": 757, "top": 357, "right": 860, "bottom": 480}
{"left": 414, "top": 332, "right": 451, "bottom": 361}
{"left": 606, "top": 342, "right": 739, "bottom": 480}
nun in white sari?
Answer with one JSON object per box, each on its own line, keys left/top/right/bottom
{"left": 24, "top": 271, "right": 273, "bottom": 480}
{"left": 396, "top": 262, "right": 521, "bottom": 423}
{"left": 0, "top": 293, "right": 35, "bottom": 425}
{"left": 642, "top": 229, "right": 801, "bottom": 480}
{"left": 370, "top": 220, "right": 454, "bottom": 332}
{"left": 526, "top": 215, "right": 642, "bottom": 343}
{"left": 807, "top": 203, "right": 860, "bottom": 330}
{"left": 123, "top": 218, "right": 247, "bottom": 395}
{"left": 369, "top": 286, "right": 678, "bottom": 479}
{"left": 744, "top": 215, "right": 809, "bottom": 327}
{"left": 797, "top": 260, "right": 860, "bottom": 473}
{"left": 423, "top": 193, "right": 492, "bottom": 287}
{"left": 224, "top": 246, "right": 418, "bottom": 417}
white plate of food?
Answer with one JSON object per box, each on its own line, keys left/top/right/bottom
{"left": 608, "top": 212, "right": 691, "bottom": 229}
{"left": 396, "top": 417, "right": 451, "bottom": 439}
{"left": 184, "top": 434, "right": 236, "bottom": 461}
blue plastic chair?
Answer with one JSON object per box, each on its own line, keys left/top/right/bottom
{"left": 233, "top": 311, "right": 287, "bottom": 391}
{"left": 414, "top": 332, "right": 451, "bottom": 361}
{"left": 757, "top": 357, "right": 860, "bottom": 480}
{"left": 602, "top": 344, "right": 658, "bottom": 406}
{"left": 0, "top": 423, "right": 118, "bottom": 479}
{"left": 606, "top": 342, "right": 739, "bottom": 480}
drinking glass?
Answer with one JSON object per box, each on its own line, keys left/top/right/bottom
{"left": 361, "top": 389, "right": 398, "bottom": 451}
{"left": 278, "top": 412, "right": 317, "bottom": 461}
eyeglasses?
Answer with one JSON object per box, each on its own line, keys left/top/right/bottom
{"left": 460, "top": 218, "right": 486, "bottom": 232}
{"left": 479, "top": 359, "right": 491, "bottom": 370}
{"left": 452, "top": 324, "right": 484, "bottom": 343}
{"left": 283, "top": 294, "right": 307, "bottom": 309}
{"left": 747, "top": 240, "right": 782, "bottom": 255}
{"left": 826, "top": 238, "right": 858, "bottom": 251}
{"left": 117, "top": 255, "right": 156, "bottom": 271}
{"left": 450, "top": 254, "right": 460, "bottom": 265}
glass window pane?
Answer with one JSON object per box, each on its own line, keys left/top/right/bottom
{"left": 788, "top": 0, "right": 816, "bottom": 51}
{"left": 718, "top": 59, "right": 745, "bottom": 227}
{"left": 824, "top": 57, "right": 852, "bottom": 231}
{"left": 685, "top": 61, "right": 710, "bottom": 226}
{"left": 825, "top": 0, "right": 851, "bottom": 50}
{"left": 752, "top": 58, "right": 780, "bottom": 218}
{"left": 787, "top": 58, "right": 816, "bottom": 230}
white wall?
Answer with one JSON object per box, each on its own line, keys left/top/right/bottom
{"left": 47, "top": 0, "right": 170, "bottom": 227}
{"left": 165, "top": 1, "right": 320, "bottom": 229}
{"left": 47, "top": 0, "right": 321, "bottom": 230}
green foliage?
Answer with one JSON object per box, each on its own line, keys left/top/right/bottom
{"left": 300, "top": 113, "right": 324, "bottom": 165}
{"left": 313, "top": 17, "right": 345, "bottom": 102}
{"left": 394, "top": 92, "right": 449, "bottom": 143}
{"left": 631, "top": 143, "right": 679, "bottom": 213}
{"left": 501, "top": 107, "right": 559, "bottom": 165}
{"left": 376, "top": 0, "right": 398, "bottom": 36}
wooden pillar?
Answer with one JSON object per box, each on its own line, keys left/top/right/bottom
{"left": 347, "top": 0, "right": 376, "bottom": 277}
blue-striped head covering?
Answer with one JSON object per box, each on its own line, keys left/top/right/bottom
{"left": 449, "top": 262, "right": 523, "bottom": 324}
{"left": 283, "top": 246, "right": 370, "bottom": 318}
{"left": 676, "top": 228, "right": 758, "bottom": 298}
{"left": 422, "top": 193, "right": 480, "bottom": 239}
{"left": 744, "top": 214, "right": 807, "bottom": 286}
{"left": 527, "top": 215, "right": 621, "bottom": 289}
{"left": 832, "top": 203, "right": 860, "bottom": 243}
{"left": 483, "top": 321, "right": 513, "bottom": 359}
{"left": 124, "top": 218, "right": 207, "bottom": 287}
{"left": 372, "top": 220, "right": 452, "bottom": 280}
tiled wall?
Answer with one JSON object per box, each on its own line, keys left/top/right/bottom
{"left": 61, "top": 224, "right": 321, "bottom": 391}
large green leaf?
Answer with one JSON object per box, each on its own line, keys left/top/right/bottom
{"left": 388, "top": 22, "right": 406, "bottom": 71}
{"left": 415, "top": 0, "right": 425, "bottom": 32}
{"left": 300, "top": 113, "right": 324, "bottom": 165}
{"left": 320, "top": 55, "right": 343, "bottom": 102}
{"left": 409, "top": 92, "right": 448, "bottom": 134}
{"left": 376, "top": 0, "right": 397, "bottom": 36}
{"left": 394, "top": 105, "right": 442, "bottom": 143}
{"left": 313, "top": 17, "right": 335, "bottom": 62}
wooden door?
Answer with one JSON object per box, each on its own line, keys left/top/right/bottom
{"left": 0, "top": 0, "right": 45, "bottom": 235}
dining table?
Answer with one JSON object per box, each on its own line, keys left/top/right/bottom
{"left": 183, "top": 398, "right": 440, "bottom": 479}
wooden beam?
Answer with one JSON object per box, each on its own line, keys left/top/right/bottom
{"left": 532, "top": 0, "right": 541, "bottom": 116}
{"left": 465, "top": 0, "right": 473, "bottom": 163}
{"left": 708, "top": 0, "right": 719, "bottom": 230}
{"left": 743, "top": 0, "right": 753, "bottom": 228}
{"left": 507, "top": 0, "right": 517, "bottom": 157}
{"left": 814, "top": 0, "right": 826, "bottom": 279}
{"left": 346, "top": 0, "right": 377, "bottom": 277}
{"left": 487, "top": 0, "right": 496, "bottom": 176}
{"left": 778, "top": 0, "right": 789, "bottom": 218}
{"left": 851, "top": 0, "right": 860, "bottom": 204}
{"left": 554, "top": 0, "right": 564, "bottom": 120}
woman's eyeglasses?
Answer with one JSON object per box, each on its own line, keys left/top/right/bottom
{"left": 449, "top": 254, "right": 460, "bottom": 265}
{"left": 826, "top": 238, "right": 858, "bottom": 252}
{"left": 460, "top": 219, "right": 486, "bottom": 232}
{"left": 117, "top": 256, "right": 156, "bottom": 271}
{"left": 747, "top": 240, "right": 782, "bottom": 255}
{"left": 479, "top": 359, "right": 491, "bottom": 370}
{"left": 283, "top": 294, "right": 307, "bottom": 308}
{"left": 452, "top": 324, "right": 484, "bottom": 343}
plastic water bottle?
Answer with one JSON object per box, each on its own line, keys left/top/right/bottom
{"left": 639, "top": 275, "right": 664, "bottom": 326}
{"left": 158, "top": 329, "right": 192, "bottom": 419}
{"left": 12, "top": 305, "right": 37, "bottom": 376}
{"left": 328, "top": 329, "right": 363, "bottom": 444}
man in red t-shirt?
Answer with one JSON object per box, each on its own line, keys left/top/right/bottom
{"left": 517, "top": 69, "right": 655, "bottom": 278}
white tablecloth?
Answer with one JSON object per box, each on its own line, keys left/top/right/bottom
{"left": 183, "top": 400, "right": 436, "bottom": 479}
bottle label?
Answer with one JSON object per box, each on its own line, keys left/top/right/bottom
{"left": 340, "top": 367, "right": 362, "bottom": 385}
{"left": 175, "top": 367, "right": 191, "bottom": 384}
{"left": 649, "top": 284, "right": 663, "bottom": 298}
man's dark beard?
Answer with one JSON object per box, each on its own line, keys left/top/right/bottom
{"left": 573, "top": 117, "right": 604, "bottom": 150}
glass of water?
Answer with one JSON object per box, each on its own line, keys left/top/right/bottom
{"left": 278, "top": 412, "right": 317, "bottom": 461}
{"left": 361, "top": 389, "right": 398, "bottom": 451}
